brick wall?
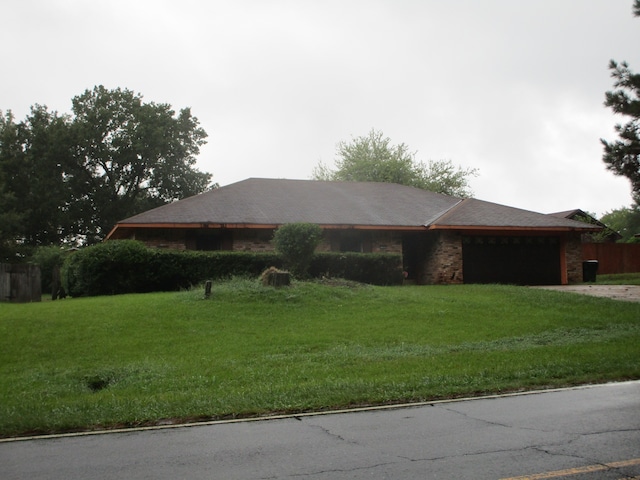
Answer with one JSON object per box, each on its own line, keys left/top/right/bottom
{"left": 133, "top": 228, "right": 188, "bottom": 250}
{"left": 232, "top": 230, "right": 402, "bottom": 253}
{"left": 420, "top": 231, "right": 464, "bottom": 284}
{"left": 565, "top": 234, "right": 583, "bottom": 283}
{"left": 123, "top": 227, "right": 403, "bottom": 254}
{"left": 143, "top": 239, "right": 187, "bottom": 250}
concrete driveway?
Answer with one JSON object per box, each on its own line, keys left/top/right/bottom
{"left": 533, "top": 284, "right": 640, "bottom": 302}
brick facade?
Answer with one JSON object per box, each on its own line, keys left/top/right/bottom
{"left": 417, "top": 231, "right": 584, "bottom": 285}
{"left": 231, "top": 229, "right": 404, "bottom": 254}
{"left": 132, "top": 228, "right": 188, "bottom": 250}
{"left": 125, "top": 226, "right": 584, "bottom": 285}
{"left": 130, "top": 228, "right": 404, "bottom": 255}
{"left": 420, "top": 231, "right": 464, "bottom": 285}
{"left": 565, "top": 234, "right": 584, "bottom": 284}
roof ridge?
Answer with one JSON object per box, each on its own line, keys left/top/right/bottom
{"left": 244, "top": 177, "right": 457, "bottom": 194}
{"left": 426, "top": 197, "right": 467, "bottom": 226}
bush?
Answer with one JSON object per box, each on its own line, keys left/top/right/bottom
{"left": 310, "top": 252, "right": 404, "bottom": 286}
{"left": 62, "top": 240, "right": 152, "bottom": 297}
{"left": 146, "top": 249, "right": 283, "bottom": 290}
{"left": 272, "top": 223, "right": 323, "bottom": 278}
{"left": 61, "top": 241, "right": 284, "bottom": 297}
{"left": 60, "top": 240, "right": 402, "bottom": 297}
{"left": 30, "top": 246, "right": 68, "bottom": 295}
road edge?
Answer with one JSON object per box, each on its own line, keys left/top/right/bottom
{"left": 2, "top": 380, "right": 639, "bottom": 444}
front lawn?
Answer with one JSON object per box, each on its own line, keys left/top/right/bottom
{"left": 1, "top": 279, "right": 638, "bottom": 437}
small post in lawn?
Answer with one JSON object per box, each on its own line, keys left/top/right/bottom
{"left": 204, "top": 280, "right": 212, "bottom": 299}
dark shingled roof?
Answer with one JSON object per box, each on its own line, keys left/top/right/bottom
{"left": 548, "top": 208, "right": 621, "bottom": 240}
{"left": 548, "top": 209, "right": 583, "bottom": 219}
{"left": 118, "top": 178, "right": 461, "bottom": 227}
{"left": 431, "top": 199, "right": 597, "bottom": 229}
{"left": 112, "top": 178, "right": 598, "bottom": 233}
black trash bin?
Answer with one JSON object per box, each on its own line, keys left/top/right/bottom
{"left": 582, "top": 260, "right": 598, "bottom": 282}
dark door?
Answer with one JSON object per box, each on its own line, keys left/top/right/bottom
{"left": 402, "top": 232, "right": 427, "bottom": 282}
{"left": 462, "top": 236, "right": 561, "bottom": 285}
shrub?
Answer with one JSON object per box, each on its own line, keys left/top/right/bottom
{"left": 60, "top": 240, "right": 402, "bottom": 297}
{"left": 61, "top": 241, "right": 284, "bottom": 297}
{"left": 310, "top": 252, "right": 404, "bottom": 286}
{"left": 62, "top": 240, "right": 152, "bottom": 297}
{"left": 147, "top": 249, "right": 283, "bottom": 290}
{"left": 272, "top": 223, "right": 323, "bottom": 278}
{"left": 30, "top": 246, "right": 68, "bottom": 296}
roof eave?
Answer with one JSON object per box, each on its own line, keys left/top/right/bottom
{"left": 106, "top": 222, "right": 428, "bottom": 239}
{"left": 427, "top": 225, "right": 603, "bottom": 232}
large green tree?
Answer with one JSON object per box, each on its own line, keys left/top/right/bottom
{"left": 601, "top": 0, "right": 640, "bottom": 204}
{"left": 67, "top": 86, "right": 212, "bottom": 242}
{"left": 312, "top": 129, "right": 478, "bottom": 197}
{"left": 0, "top": 112, "right": 25, "bottom": 259}
{"left": 600, "top": 205, "right": 640, "bottom": 243}
{"left": 0, "top": 107, "right": 73, "bottom": 259}
{"left": 0, "top": 86, "right": 213, "bottom": 256}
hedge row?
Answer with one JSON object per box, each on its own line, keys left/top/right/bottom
{"left": 310, "top": 252, "right": 404, "bottom": 286}
{"left": 61, "top": 241, "right": 403, "bottom": 297}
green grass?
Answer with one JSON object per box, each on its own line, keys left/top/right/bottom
{"left": 1, "top": 279, "right": 639, "bottom": 438}
{"left": 596, "top": 272, "right": 640, "bottom": 285}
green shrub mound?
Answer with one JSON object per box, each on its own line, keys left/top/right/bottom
{"left": 272, "top": 223, "right": 323, "bottom": 278}
{"left": 61, "top": 241, "right": 402, "bottom": 296}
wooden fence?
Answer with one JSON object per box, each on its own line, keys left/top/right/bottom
{"left": 581, "top": 243, "right": 640, "bottom": 275}
{"left": 0, "top": 264, "right": 42, "bottom": 303}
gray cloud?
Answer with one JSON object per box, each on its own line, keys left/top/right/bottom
{"left": 2, "top": 0, "right": 639, "bottom": 216}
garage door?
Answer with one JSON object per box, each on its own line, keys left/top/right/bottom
{"left": 462, "top": 236, "right": 561, "bottom": 285}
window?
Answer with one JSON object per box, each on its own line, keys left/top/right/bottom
{"left": 190, "top": 229, "right": 233, "bottom": 251}
{"left": 338, "top": 231, "right": 372, "bottom": 253}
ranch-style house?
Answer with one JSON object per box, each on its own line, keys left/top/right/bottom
{"left": 106, "top": 178, "right": 600, "bottom": 285}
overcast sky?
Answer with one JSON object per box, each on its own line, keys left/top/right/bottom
{"left": 2, "top": 0, "right": 639, "bottom": 217}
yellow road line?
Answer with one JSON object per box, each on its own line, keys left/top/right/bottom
{"left": 501, "top": 458, "right": 640, "bottom": 480}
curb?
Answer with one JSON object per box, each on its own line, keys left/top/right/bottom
{"left": 2, "top": 381, "right": 637, "bottom": 444}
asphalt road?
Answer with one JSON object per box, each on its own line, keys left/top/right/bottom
{"left": 1, "top": 381, "right": 639, "bottom": 479}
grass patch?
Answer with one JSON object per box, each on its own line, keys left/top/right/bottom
{"left": 1, "top": 279, "right": 639, "bottom": 437}
{"left": 596, "top": 272, "right": 640, "bottom": 285}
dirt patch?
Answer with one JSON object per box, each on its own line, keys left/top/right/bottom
{"left": 533, "top": 285, "right": 640, "bottom": 303}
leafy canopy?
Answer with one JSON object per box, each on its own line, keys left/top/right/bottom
{"left": 0, "top": 107, "right": 74, "bottom": 259}
{"left": 601, "top": 1, "right": 640, "bottom": 205}
{"left": 312, "top": 129, "right": 478, "bottom": 198}
{"left": 68, "top": 86, "right": 213, "bottom": 242}
{"left": 600, "top": 205, "right": 640, "bottom": 243}
{"left": 0, "top": 86, "right": 213, "bottom": 257}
